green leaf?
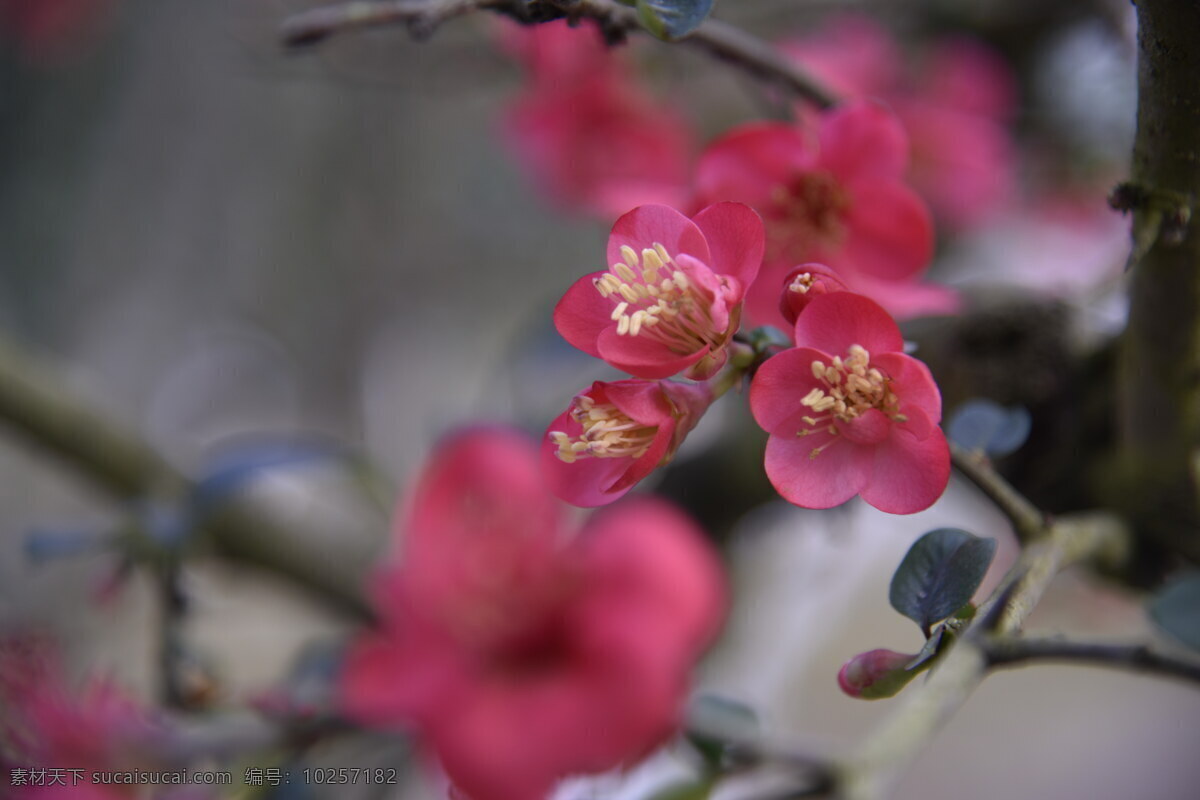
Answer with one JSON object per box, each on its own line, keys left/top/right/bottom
{"left": 635, "top": 0, "right": 714, "bottom": 41}
{"left": 889, "top": 529, "right": 998, "bottom": 635}
{"left": 646, "top": 781, "right": 713, "bottom": 800}
{"left": 1149, "top": 572, "right": 1200, "bottom": 652}
{"left": 685, "top": 693, "right": 759, "bottom": 772}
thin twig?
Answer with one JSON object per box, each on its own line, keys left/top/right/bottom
{"left": 280, "top": 0, "right": 839, "bottom": 109}
{"left": 984, "top": 636, "right": 1200, "bottom": 686}
{"left": 950, "top": 442, "right": 1047, "bottom": 543}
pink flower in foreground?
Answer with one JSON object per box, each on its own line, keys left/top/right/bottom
{"left": 555, "top": 203, "right": 764, "bottom": 380}
{"left": 0, "top": 637, "right": 161, "bottom": 800}
{"left": 692, "top": 101, "right": 950, "bottom": 327}
{"left": 544, "top": 379, "right": 712, "bottom": 507}
{"left": 501, "top": 20, "right": 694, "bottom": 216}
{"left": 340, "top": 428, "right": 726, "bottom": 800}
{"left": 749, "top": 293, "right": 949, "bottom": 513}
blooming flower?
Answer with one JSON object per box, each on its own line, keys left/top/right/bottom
{"left": 554, "top": 203, "right": 764, "bottom": 380}
{"left": 340, "top": 427, "right": 726, "bottom": 800}
{"left": 692, "top": 101, "right": 950, "bottom": 327}
{"left": 749, "top": 292, "right": 950, "bottom": 513}
{"left": 543, "top": 378, "right": 712, "bottom": 507}
{"left": 781, "top": 14, "right": 1017, "bottom": 231}
{"left": 500, "top": 19, "right": 694, "bottom": 216}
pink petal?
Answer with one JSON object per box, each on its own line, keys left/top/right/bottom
{"left": 748, "top": 347, "right": 830, "bottom": 435}
{"left": 339, "top": 628, "right": 461, "bottom": 729}
{"left": 840, "top": 180, "right": 934, "bottom": 281}
{"left": 603, "top": 379, "right": 676, "bottom": 425}
{"left": 763, "top": 432, "right": 869, "bottom": 509}
{"left": 691, "top": 202, "right": 765, "bottom": 289}
{"left": 542, "top": 408, "right": 636, "bottom": 508}
{"left": 596, "top": 325, "right": 708, "bottom": 380}
{"left": 792, "top": 293, "right": 905, "bottom": 357}
{"left": 818, "top": 101, "right": 910, "bottom": 180}
{"left": 846, "top": 272, "right": 962, "bottom": 320}
{"left": 693, "top": 123, "right": 816, "bottom": 208}
{"left": 860, "top": 428, "right": 951, "bottom": 514}
{"left": 872, "top": 352, "right": 944, "bottom": 424}
{"left": 608, "top": 205, "right": 710, "bottom": 269}
{"left": 553, "top": 272, "right": 616, "bottom": 357}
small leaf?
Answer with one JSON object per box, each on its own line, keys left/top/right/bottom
{"left": 904, "top": 626, "right": 946, "bottom": 671}
{"left": 635, "top": 0, "right": 713, "bottom": 41}
{"left": 1149, "top": 572, "right": 1200, "bottom": 652}
{"left": 686, "top": 693, "right": 759, "bottom": 771}
{"left": 947, "top": 399, "right": 1031, "bottom": 457}
{"left": 889, "top": 529, "right": 998, "bottom": 635}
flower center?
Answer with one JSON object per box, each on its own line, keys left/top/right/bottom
{"left": 593, "top": 243, "right": 724, "bottom": 354}
{"left": 770, "top": 171, "right": 850, "bottom": 256}
{"left": 797, "top": 344, "right": 906, "bottom": 456}
{"left": 549, "top": 394, "right": 657, "bottom": 462}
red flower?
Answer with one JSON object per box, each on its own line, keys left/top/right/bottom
{"left": 500, "top": 20, "right": 694, "bottom": 217}
{"left": 749, "top": 293, "right": 949, "bottom": 513}
{"left": 543, "top": 379, "right": 712, "bottom": 507}
{"left": 692, "top": 101, "right": 947, "bottom": 327}
{"left": 778, "top": 263, "right": 850, "bottom": 328}
{"left": 340, "top": 428, "right": 726, "bottom": 800}
{"left": 554, "top": 203, "right": 764, "bottom": 380}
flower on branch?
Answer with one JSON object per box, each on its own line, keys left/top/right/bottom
{"left": 499, "top": 19, "right": 695, "bottom": 216}
{"left": 692, "top": 100, "right": 956, "bottom": 327}
{"left": 554, "top": 203, "right": 764, "bottom": 380}
{"left": 749, "top": 293, "right": 950, "bottom": 514}
{"left": 340, "top": 428, "right": 726, "bottom": 800}
{"left": 543, "top": 378, "right": 712, "bottom": 507}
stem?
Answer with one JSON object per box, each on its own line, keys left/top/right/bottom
{"left": 950, "top": 442, "right": 1047, "bottom": 543}
{"left": 984, "top": 637, "right": 1200, "bottom": 687}
{"left": 0, "top": 335, "right": 376, "bottom": 620}
{"left": 280, "top": 0, "right": 839, "bottom": 109}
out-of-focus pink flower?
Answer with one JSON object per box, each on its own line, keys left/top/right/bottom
{"left": 0, "top": 636, "right": 161, "bottom": 800}
{"left": 693, "top": 101, "right": 948, "bottom": 326}
{"left": 778, "top": 263, "right": 850, "bottom": 327}
{"left": 781, "top": 15, "right": 1018, "bottom": 231}
{"left": 500, "top": 20, "right": 695, "bottom": 217}
{"left": 749, "top": 293, "right": 949, "bottom": 514}
{"left": 0, "top": 0, "right": 115, "bottom": 64}
{"left": 543, "top": 379, "right": 712, "bottom": 507}
{"left": 837, "top": 648, "right": 917, "bottom": 699}
{"left": 554, "top": 203, "right": 764, "bottom": 379}
{"left": 340, "top": 428, "right": 726, "bottom": 800}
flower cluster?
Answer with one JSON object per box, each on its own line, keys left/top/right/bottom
{"left": 340, "top": 427, "right": 726, "bottom": 800}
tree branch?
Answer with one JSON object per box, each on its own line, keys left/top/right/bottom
{"left": 280, "top": 0, "right": 839, "bottom": 109}
{"left": 984, "top": 636, "right": 1200, "bottom": 687}
{"left": 950, "top": 442, "right": 1047, "bottom": 543}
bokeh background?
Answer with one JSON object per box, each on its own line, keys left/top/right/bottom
{"left": 2, "top": 1, "right": 1199, "bottom": 798}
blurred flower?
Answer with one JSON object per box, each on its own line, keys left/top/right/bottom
{"left": 0, "top": 636, "right": 162, "bottom": 799}
{"left": 500, "top": 19, "right": 694, "bottom": 216}
{"left": 340, "top": 427, "right": 726, "bottom": 800}
{"left": 544, "top": 379, "right": 712, "bottom": 507}
{"left": 749, "top": 293, "right": 949, "bottom": 513}
{"left": 837, "top": 648, "right": 917, "bottom": 699}
{"left": 554, "top": 203, "right": 763, "bottom": 380}
{"left": 0, "top": 0, "right": 115, "bottom": 64}
{"left": 781, "top": 14, "right": 1018, "bottom": 231}
{"left": 692, "top": 101, "right": 951, "bottom": 327}
{"left": 778, "top": 263, "right": 850, "bottom": 328}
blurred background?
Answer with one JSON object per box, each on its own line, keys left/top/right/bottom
{"left": 2, "top": 1, "right": 1199, "bottom": 798}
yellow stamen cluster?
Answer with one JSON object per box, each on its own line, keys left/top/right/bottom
{"left": 593, "top": 243, "right": 721, "bottom": 353}
{"left": 798, "top": 344, "right": 905, "bottom": 456}
{"left": 788, "top": 272, "right": 818, "bottom": 295}
{"left": 549, "top": 394, "right": 657, "bottom": 463}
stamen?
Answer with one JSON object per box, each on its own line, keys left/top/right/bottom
{"left": 796, "top": 344, "right": 905, "bottom": 452}
{"left": 551, "top": 397, "right": 658, "bottom": 463}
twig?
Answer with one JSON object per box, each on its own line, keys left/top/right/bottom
{"left": 950, "top": 442, "right": 1047, "bottom": 543}
{"left": 0, "top": 335, "right": 376, "bottom": 620}
{"left": 984, "top": 636, "right": 1200, "bottom": 686}
{"left": 280, "top": 0, "right": 839, "bottom": 109}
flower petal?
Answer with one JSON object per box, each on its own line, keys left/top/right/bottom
{"left": 872, "top": 352, "right": 943, "bottom": 425}
{"left": 596, "top": 325, "right": 708, "bottom": 380}
{"left": 691, "top": 202, "right": 765, "bottom": 289}
{"left": 608, "top": 205, "right": 710, "bottom": 269}
{"left": 542, "top": 407, "right": 637, "bottom": 507}
{"left": 693, "top": 123, "right": 816, "bottom": 208}
{"left": 749, "top": 347, "right": 831, "bottom": 435}
{"left": 840, "top": 180, "right": 934, "bottom": 281}
{"left": 792, "top": 293, "right": 905, "bottom": 357}
{"left": 860, "top": 427, "right": 950, "bottom": 514}
{"left": 553, "top": 272, "right": 617, "bottom": 358}
{"left": 763, "top": 431, "right": 869, "bottom": 508}
{"left": 818, "top": 100, "right": 910, "bottom": 180}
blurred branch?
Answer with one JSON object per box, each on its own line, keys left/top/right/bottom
{"left": 984, "top": 636, "right": 1200, "bottom": 686}
{"left": 280, "top": 0, "right": 839, "bottom": 108}
{"left": 0, "top": 335, "right": 375, "bottom": 620}
{"left": 950, "top": 442, "right": 1047, "bottom": 543}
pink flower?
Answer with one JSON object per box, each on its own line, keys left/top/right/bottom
{"left": 340, "top": 428, "right": 726, "bottom": 800}
{"left": 692, "top": 102, "right": 949, "bottom": 327}
{"left": 749, "top": 293, "right": 950, "bottom": 513}
{"left": 781, "top": 15, "right": 1018, "bottom": 231}
{"left": 0, "top": 636, "right": 162, "bottom": 800}
{"left": 500, "top": 20, "right": 695, "bottom": 216}
{"left": 543, "top": 379, "right": 712, "bottom": 507}
{"left": 554, "top": 203, "right": 764, "bottom": 379}
{"left": 778, "top": 263, "right": 850, "bottom": 328}
{"left": 837, "top": 648, "right": 918, "bottom": 699}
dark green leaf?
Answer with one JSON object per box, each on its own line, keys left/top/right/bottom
{"left": 889, "top": 529, "right": 998, "bottom": 634}
{"left": 1149, "top": 572, "right": 1200, "bottom": 652}
{"left": 685, "top": 693, "right": 759, "bottom": 771}
{"left": 947, "top": 399, "right": 1031, "bottom": 457}
{"left": 635, "top": 0, "right": 714, "bottom": 41}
